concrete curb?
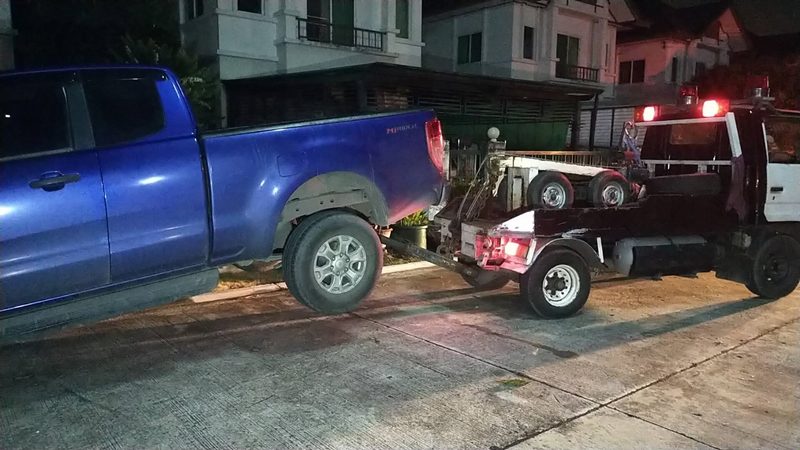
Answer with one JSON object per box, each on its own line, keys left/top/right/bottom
{"left": 191, "top": 261, "right": 436, "bottom": 304}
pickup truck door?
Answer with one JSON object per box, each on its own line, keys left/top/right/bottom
{"left": 0, "top": 76, "right": 110, "bottom": 311}
{"left": 763, "top": 116, "right": 800, "bottom": 222}
{"left": 82, "top": 70, "right": 209, "bottom": 282}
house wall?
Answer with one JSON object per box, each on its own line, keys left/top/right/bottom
{"left": 0, "top": 0, "right": 14, "bottom": 70}
{"left": 613, "top": 7, "right": 743, "bottom": 105}
{"left": 615, "top": 36, "right": 731, "bottom": 104}
{"left": 180, "top": 0, "right": 423, "bottom": 80}
{"left": 422, "top": 0, "right": 620, "bottom": 94}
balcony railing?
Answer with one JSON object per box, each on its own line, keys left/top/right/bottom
{"left": 297, "top": 18, "right": 385, "bottom": 51}
{"left": 556, "top": 63, "right": 600, "bottom": 82}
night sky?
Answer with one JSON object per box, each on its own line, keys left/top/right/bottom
{"left": 654, "top": 0, "right": 800, "bottom": 36}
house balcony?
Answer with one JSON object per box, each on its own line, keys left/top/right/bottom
{"left": 297, "top": 18, "right": 386, "bottom": 51}
{"left": 555, "top": 63, "right": 599, "bottom": 82}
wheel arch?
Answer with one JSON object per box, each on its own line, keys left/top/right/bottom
{"left": 272, "top": 172, "right": 389, "bottom": 252}
{"left": 533, "top": 238, "right": 603, "bottom": 270}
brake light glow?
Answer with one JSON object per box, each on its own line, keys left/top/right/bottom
{"left": 642, "top": 106, "right": 657, "bottom": 122}
{"left": 425, "top": 118, "right": 445, "bottom": 176}
{"left": 503, "top": 240, "right": 529, "bottom": 259}
{"left": 701, "top": 99, "right": 729, "bottom": 118}
{"left": 702, "top": 100, "right": 719, "bottom": 117}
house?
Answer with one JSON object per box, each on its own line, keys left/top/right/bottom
{"left": 179, "top": 0, "right": 424, "bottom": 81}
{"left": 0, "top": 0, "right": 14, "bottom": 70}
{"left": 614, "top": 0, "right": 749, "bottom": 104}
{"left": 421, "top": 0, "right": 635, "bottom": 97}
{"left": 180, "top": 0, "right": 605, "bottom": 149}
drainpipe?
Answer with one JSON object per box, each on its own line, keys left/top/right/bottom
{"left": 571, "top": 101, "right": 581, "bottom": 149}
{"left": 683, "top": 39, "right": 691, "bottom": 84}
{"left": 588, "top": 93, "right": 599, "bottom": 151}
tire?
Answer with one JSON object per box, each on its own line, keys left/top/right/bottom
{"left": 746, "top": 235, "right": 800, "bottom": 299}
{"left": 283, "top": 211, "right": 382, "bottom": 313}
{"left": 460, "top": 270, "right": 510, "bottom": 291}
{"left": 527, "top": 172, "right": 575, "bottom": 210}
{"left": 588, "top": 170, "right": 629, "bottom": 208}
{"left": 520, "top": 249, "right": 590, "bottom": 318}
{"left": 282, "top": 210, "right": 341, "bottom": 307}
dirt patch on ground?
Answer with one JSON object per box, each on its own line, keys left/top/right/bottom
{"left": 215, "top": 250, "right": 422, "bottom": 292}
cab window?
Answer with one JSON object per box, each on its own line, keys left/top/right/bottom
{"left": 669, "top": 123, "right": 717, "bottom": 146}
{"left": 764, "top": 116, "right": 800, "bottom": 164}
{"left": 0, "top": 81, "right": 70, "bottom": 160}
{"left": 84, "top": 77, "right": 165, "bottom": 148}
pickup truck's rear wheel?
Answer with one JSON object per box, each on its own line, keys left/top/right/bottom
{"left": 283, "top": 211, "right": 382, "bottom": 313}
{"left": 527, "top": 172, "right": 574, "bottom": 210}
{"left": 746, "top": 235, "right": 800, "bottom": 299}
{"left": 521, "top": 249, "right": 590, "bottom": 318}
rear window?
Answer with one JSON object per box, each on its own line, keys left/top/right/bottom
{"left": 669, "top": 123, "right": 717, "bottom": 146}
{"left": 641, "top": 122, "right": 730, "bottom": 163}
{"left": 0, "top": 81, "right": 70, "bottom": 159}
{"left": 84, "top": 78, "right": 164, "bottom": 147}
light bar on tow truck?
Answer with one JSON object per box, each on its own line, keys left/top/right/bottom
{"left": 635, "top": 99, "right": 730, "bottom": 124}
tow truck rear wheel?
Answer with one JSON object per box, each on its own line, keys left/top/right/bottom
{"left": 521, "top": 249, "right": 590, "bottom": 318}
{"left": 283, "top": 211, "right": 382, "bottom": 314}
{"left": 527, "top": 172, "right": 574, "bottom": 210}
{"left": 589, "top": 171, "right": 629, "bottom": 208}
{"left": 746, "top": 235, "right": 800, "bottom": 299}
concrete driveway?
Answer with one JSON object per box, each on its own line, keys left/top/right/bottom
{"left": 2, "top": 269, "right": 799, "bottom": 449}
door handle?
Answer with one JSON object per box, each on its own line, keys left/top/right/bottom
{"left": 770, "top": 186, "right": 784, "bottom": 193}
{"left": 29, "top": 172, "right": 81, "bottom": 192}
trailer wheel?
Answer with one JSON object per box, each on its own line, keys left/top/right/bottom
{"left": 521, "top": 249, "right": 590, "bottom": 318}
{"left": 589, "top": 171, "right": 629, "bottom": 208}
{"left": 461, "top": 270, "right": 510, "bottom": 291}
{"left": 283, "top": 211, "right": 382, "bottom": 313}
{"left": 527, "top": 172, "right": 574, "bottom": 209}
{"left": 746, "top": 235, "right": 800, "bottom": 299}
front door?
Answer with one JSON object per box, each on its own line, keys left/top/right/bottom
{"left": 763, "top": 115, "right": 800, "bottom": 222}
{"left": 0, "top": 76, "right": 110, "bottom": 311}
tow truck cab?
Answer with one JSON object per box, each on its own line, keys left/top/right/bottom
{"left": 436, "top": 78, "right": 800, "bottom": 318}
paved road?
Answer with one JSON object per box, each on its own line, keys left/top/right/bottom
{"left": 2, "top": 269, "right": 798, "bottom": 449}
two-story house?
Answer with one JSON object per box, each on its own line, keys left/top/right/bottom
{"left": 179, "top": 0, "right": 424, "bottom": 80}
{"left": 181, "top": 0, "right": 606, "bottom": 151}
{"left": 421, "top": 0, "right": 634, "bottom": 96}
{"left": 0, "top": 1, "right": 14, "bottom": 70}
{"left": 614, "top": 0, "right": 749, "bottom": 104}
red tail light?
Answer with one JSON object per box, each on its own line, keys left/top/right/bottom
{"left": 635, "top": 106, "right": 659, "bottom": 122}
{"left": 425, "top": 118, "right": 445, "bottom": 176}
{"left": 642, "top": 106, "right": 657, "bottom": 122}
{"left": 701, "top": 99, "right": 729, "bottom": 117}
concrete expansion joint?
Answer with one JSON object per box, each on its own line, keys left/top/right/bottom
{"left": 354, "top": 308, "right": 800, "bottom": 450}
{"left": 496, "top": 315, "right": 800, "bottom": 449}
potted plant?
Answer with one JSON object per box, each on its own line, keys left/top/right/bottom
{"left": 392, "top": 210, "right": 430, "bottom": 249}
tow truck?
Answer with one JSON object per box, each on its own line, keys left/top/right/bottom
{"left": 384, "top": 77, "right": 800, "bottom": 318}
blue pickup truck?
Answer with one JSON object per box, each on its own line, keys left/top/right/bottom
{"left": 0, "top": 66, "right": 445, "bottom": 336}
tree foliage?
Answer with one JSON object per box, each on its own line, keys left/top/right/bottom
{"left": 11, "top": 0, "right": 179, "bottom": 67}
{"left": 692, "top": 53, "right": 800, "bottom": 109}
{"left": 11, "top": 0, "right": 220, "bottom": 129}
{"left": 115, "top": 36, "right": 220, "bottom": 130}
